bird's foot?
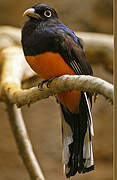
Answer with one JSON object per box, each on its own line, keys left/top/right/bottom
{"left": 38, "top": 77, "right": 57, "bottom": 91}
{"left": 38, "top": 79, "right": 49, "bottom": 91}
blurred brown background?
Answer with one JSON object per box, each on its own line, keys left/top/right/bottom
{"left": 0, "top": 0, "right": 113, "bottom": 180}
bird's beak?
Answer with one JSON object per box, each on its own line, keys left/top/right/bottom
{"left": 23, "top": 8, "right": 41, "bottom": 19}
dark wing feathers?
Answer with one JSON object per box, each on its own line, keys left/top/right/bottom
{"left": 55, "top": 29, "right": 93, "bottom": 76}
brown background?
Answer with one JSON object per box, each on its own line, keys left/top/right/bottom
{"left": 0, "top": 0, "right": 113, "bottom": 180}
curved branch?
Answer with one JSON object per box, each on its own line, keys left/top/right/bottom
{"left": 77, "top": 32, "right": 113, "bottom": 53}
{"left": 6, "top": 101, "right": 45, "bottom": 180}
{"left": 77, "top": 32, "right": 113, "bottom": 73}
{"left": 1, "top": 75, "right": 113, "bottom": 108}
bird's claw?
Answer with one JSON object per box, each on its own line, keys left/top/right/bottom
{"left": 46, "top": 79, "right": 53, "bottom": 88}
{"left": 38, "top": 80, "right": 48, "bottom": 91}
{"left": 38, "top": 77, "right": 57, "bottom": 91}
{"left": 94, "top": 93, "right": 98, "bottom": 103}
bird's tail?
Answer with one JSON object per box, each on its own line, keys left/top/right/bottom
{"left": 59, "top": 92, "right": 94, "bottom": 178}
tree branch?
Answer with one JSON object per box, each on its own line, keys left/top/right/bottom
{"left": 1, "top": 75, "right": 113, "bottom": 108}
{"left": 77, "top": 32, "right": 113, "bottom": 72}
{"left": 6, "top": 101, "right": 45, "bottom": 180}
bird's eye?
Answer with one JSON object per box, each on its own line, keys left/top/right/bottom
{"left": 44, "top": 10, "right": 52, "bottom": 18}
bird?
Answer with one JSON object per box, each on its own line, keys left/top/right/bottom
{"left": 21, "top": 3, "right": 94, "bottom": 178}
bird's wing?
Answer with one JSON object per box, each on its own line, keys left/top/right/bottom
{"left": 54, "top": 28, "right": 93, "bottom": 76}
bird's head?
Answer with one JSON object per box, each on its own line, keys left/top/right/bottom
{"left": 23, "top": 3, "right": 58, "bottom": 21}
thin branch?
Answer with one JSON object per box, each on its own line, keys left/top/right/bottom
{"left": 6, "top": 101, "right": 45, "bottom": 180}
{"left": 77, "top": 32, "right": 113, "bottom": 54}
{"left": 77, "top": 32, "right": 113, "bottom": 73}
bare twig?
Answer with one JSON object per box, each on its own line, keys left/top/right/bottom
{"left": 1, "top": 75, "right": 113, "bottom": 108}
{"left": 77, "top": 32, "right": 113, "bottom": 72}
{"left": 6, "top": 101, "right": 45, "bottom": 180}
{"left": 77, "top": 32, "right": 113, "bottom": 54}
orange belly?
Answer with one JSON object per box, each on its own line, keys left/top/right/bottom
{"left": 25, "top": 52, "right": 81, "bottom": 112}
